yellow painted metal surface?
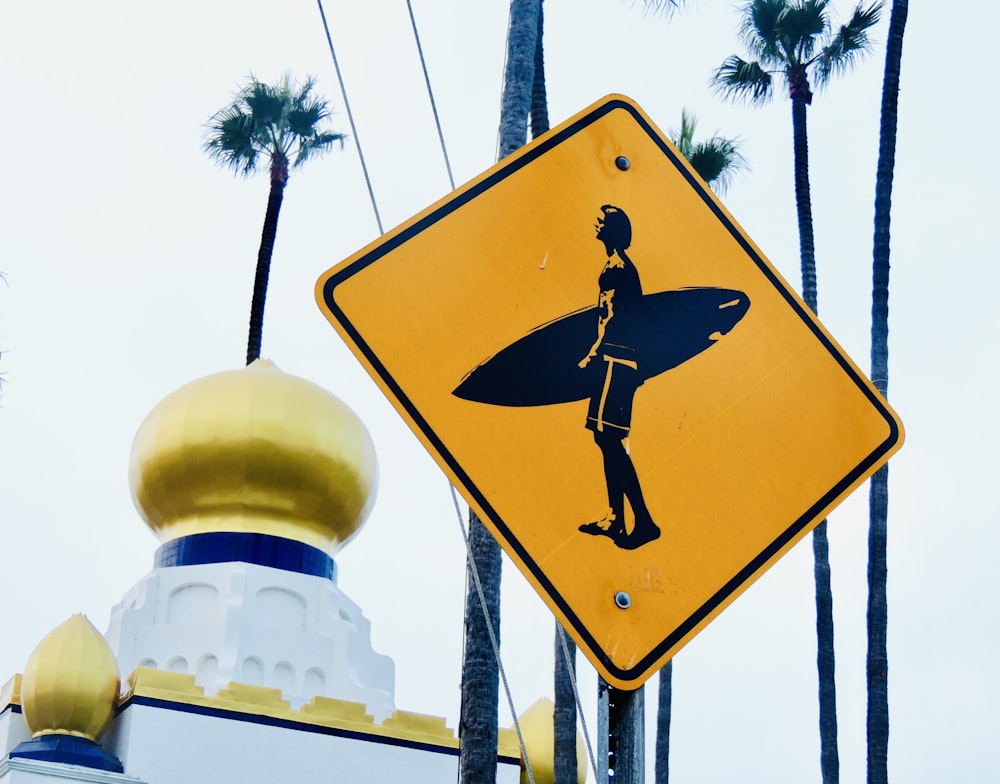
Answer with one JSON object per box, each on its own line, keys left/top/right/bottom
{"left": 129, "top": 359, "right": 378, "bottom": 554}
{"left": 21, "top": 615, "right": 120, "bottom": 740}
{"left": 315, "top": 95, "right": 903, "bottom": 688}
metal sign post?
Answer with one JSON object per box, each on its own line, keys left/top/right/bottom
{"left": 598, "top": 679, "right": 644, "bottom": 783}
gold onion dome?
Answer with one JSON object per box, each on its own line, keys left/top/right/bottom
{"left": 20, "top": 615, "right": 120, "bottom": 741}
{"left": 516, "top": 698, "right": 587, "bottom": 784}
{"left": 129, "top": 359, "right": 378, "bottom": 555}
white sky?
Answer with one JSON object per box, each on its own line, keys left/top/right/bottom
{"left": 1, "top": 2, "right": 996, "bottom": 782}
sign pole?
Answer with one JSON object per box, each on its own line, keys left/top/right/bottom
{"left": 597, "top": 679, "right": 609, "bottom": 780}
{"left": 598, "top": 678, "right": 644, "bottom": 783}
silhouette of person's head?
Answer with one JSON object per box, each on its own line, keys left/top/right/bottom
{"left": 596, "top": 205, "right": 631, "bottom": 256}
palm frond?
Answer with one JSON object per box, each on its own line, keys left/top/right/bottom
{"left": 812, "top": 1, "right": 882, "bottom": 87}
{"left": 242, "top": 79, "right": 288, "bottom": 129}
{"left": 204, "top": 73, "right": 343, "bottom": 180}
{"left": 669, "top": 108, "right": 698, "bottom": 159}
{"left": 287, "top": 103, "right": 330, "bottom": 138}
{"left": 688, "top": 137, "right": 748, "bottom": 193}
{"left": 779, "top": 0, "right": 829, "bottom": 63}
{"left": 637, "top": 0, "right": 687, "bottom": 18}
{"left": 292, "top": 74, "right": 317, "bottom": 102}
{"left": 712, "top": 55, "right": 773, "bottom": 104}
{"left": 740, "top": 0, "right": 787, "bottom": 65}
{"left": 294, "top": 131, "right": 346, "bottom": 167}
{"left": 203, "top": 106, "right": 261, "bottom": 176}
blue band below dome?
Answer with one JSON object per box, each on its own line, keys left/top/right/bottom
{"left": 11, "top": 734, "right": 124, "bottom": 773}
{"left": 155, "top": 532, "right": 336, "bottom": 580}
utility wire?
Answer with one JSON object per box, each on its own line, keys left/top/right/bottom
{"left": 406, "top": 0, "right": 456, "bottom": 191}
{"left": 408, "top": 3, "right": 536, "bottom": 780}
{"left": 558, "top": 624, "right": 600, "bottom": 780}
{"left": 316, "top": 0, "right": 384, "bottom": 234}
{"left": 316, "top": 3, "right": 546, "bottom": 780}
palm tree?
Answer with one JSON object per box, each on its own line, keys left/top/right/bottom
{"left": 459, "top": 6, "right": 541, "bottom": 782}
{"left": 496, "top": 0, "right": 543, "bottom": 160}
{"left": 712, "top": 3, "right": 881, "bottom": 783}
{"left": 529, "top": 0, "right": 549, "bottom": 141}
{"left": 204, "top": 74, "right": 344, "bottom": 365}
{"left": 713, "top": 0, "right": 879, "bottom": 311}
{"left": 521, "top": 7, "right": 586, "bottom": 782}
{"left": 868, "top": 3, "right": 907, "bottom": 783}
{"left": 516, "top": 0, "right": 579, "bottom": 784}
{"left": 459, "top": 511, "right": 504, "bottom": 784}
{"left": 656, "top": 110, "right": 746, "bottom": 784}
{"left": 519, "top": 6, "right": 585, "bottom": 781}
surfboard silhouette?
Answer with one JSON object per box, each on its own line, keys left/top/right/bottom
{"left": 454, "top": 287, "right": 750, "bottom": 407}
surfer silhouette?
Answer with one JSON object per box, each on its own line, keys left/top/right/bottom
{"left": 452, "top": 206, "right": 751, "bottom": 554}
{"left": 577, "top": 205, "right": 661, "bottom": 550}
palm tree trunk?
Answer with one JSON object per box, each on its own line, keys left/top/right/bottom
{"left": 791, "top": 99, "right": 817, "bottom": 314}
{"left": 246, "top": 177, "right": 285, "bottom": 364}
{"left": 554, "top": 628, "right": 577, "bottom": 784}
{"left": 866, "top": 469, "right": 889, "bottom": 783}
{"left": 459, "top": 512, "right": 502, "bottom": 784}
{"left": 868, "top": 4, "right": 908, "bottom": 783}
{"left": 459, "top": 6, "right": 540, "bottom": 780}
{"left": 654, "top": 660, "right": 672, "bottom": 784}
{"left": 523, "top": 9, "right": 577, "bottom": 783}
{"left": 497, "top": 0, "right": 540, "bottom": 159}
{"left": 791, "top": 95, "right": 839, "bottom": 784}
{"left": 529, "top": 0, "right": 548, "bottom": 139}
{"left": 814, "top": 519, "right": 838, "bottom": 784}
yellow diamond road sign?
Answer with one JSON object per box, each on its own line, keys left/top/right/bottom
{"left": 316, "top": 95, "right": 904, "bottom": 689}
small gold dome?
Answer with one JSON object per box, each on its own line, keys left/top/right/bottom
{"left": 21, "top": 615, "right": 120, "bottom": 740}
{"left": 129, "top": 360, "right": 378, "bottom": 554}
{"left": 516, "top": 698, "right": 587, "bottom": 784}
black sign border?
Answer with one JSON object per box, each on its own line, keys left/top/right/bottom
{"left": 320, "top": 96, "right": 902, "bottom": 685}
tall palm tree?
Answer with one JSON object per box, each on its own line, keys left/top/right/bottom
{"left": 516, "top": 0, "right": 579, "bottom": 784}
{"left": 529, "top": 0, "right": 549, "bottom": 142}
{"left": 520, "top": 5, "right": 585, "bottom": 781}
{"left": 521, "top": 7, "right": 587, "bottom": 782}
{"left": 657, "top": 109, "right": 746, "bottom": 784}
{"left": 469, "top": 5, "right": 701, "bottom": 781}
{"left": 496, "top": 0, "right": 543, "bottom": 160}
{"left": 459, "top": 511, "right": 504, "bottom": 784}
{"left": 204, "top": 74, "right": 344, "bottom": 365}
{"left": 868, "top": 3, "right": 907, "bottom": 783}
{"left": 712, "top": 4, "right": 881, "bottom": 783}
{"left": 459, "top": 6, "right": 541, "bottom": 783}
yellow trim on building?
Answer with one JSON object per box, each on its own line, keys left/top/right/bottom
{"left": 5, "top": 668, "right": 521, "bottom": 760}
{"left": 122, "top": 668, "right": 477, "bottom": 752}
{"left": 497, "top": 726, "right": 521, "bottom": 759}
